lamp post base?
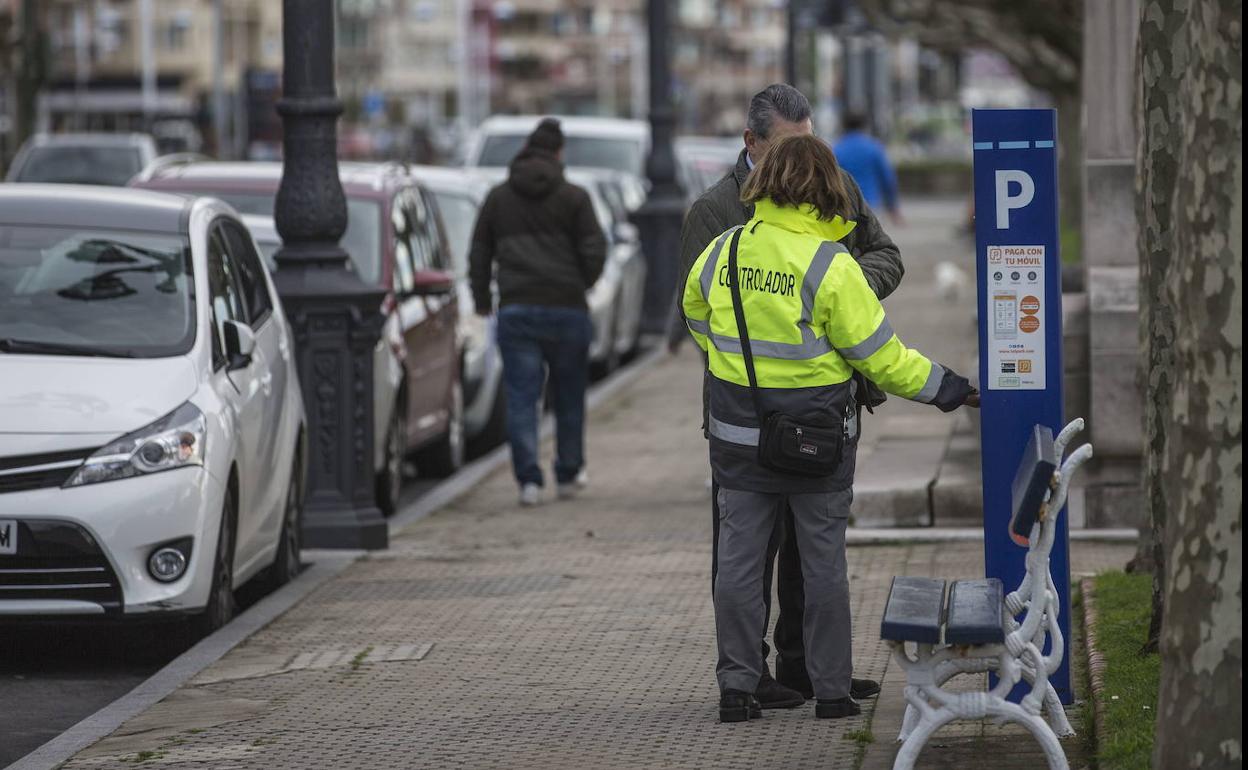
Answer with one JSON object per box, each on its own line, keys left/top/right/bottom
{"left": 302, "top": 503, "right": 388, "bottom": 550}
{"left": 274, "top": 266, "right": 389, "bottom": 551}
{"left": 634, "top": 192, "right": 686, "bottom": 336}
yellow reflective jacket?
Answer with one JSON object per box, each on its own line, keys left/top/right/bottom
{"left": 682, "top": 198, "right": 967, "bottom": 492}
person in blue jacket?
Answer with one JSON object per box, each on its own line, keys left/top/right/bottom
{"left": 832, "top": 113, "right": 901, "bottom": 223}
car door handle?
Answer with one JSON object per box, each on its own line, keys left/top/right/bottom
{"left": 260, "top": 372, "right": 273, "bottom": 396}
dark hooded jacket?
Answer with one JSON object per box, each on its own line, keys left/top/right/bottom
{"left": 468, "top": 148, "right": 607, "bottom": 313}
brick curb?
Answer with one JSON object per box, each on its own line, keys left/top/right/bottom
{"left": 1080, "top": 577, "right": 1108, "bottom": 751}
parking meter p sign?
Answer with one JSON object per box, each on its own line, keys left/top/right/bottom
{"left": 972, "top": 109, "right": 1072, "bottom": 705}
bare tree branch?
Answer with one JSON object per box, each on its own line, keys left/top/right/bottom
{"left": 855, "top": 0, "right": 1082, "bottom": 95}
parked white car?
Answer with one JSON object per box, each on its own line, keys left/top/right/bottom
{"left": 465, "top": 115, "right": 650, "bottom": 178}
{"left": 5, "top": 133, "right": 160, "bottom": 187}
{"left": 0, "top": 186, "right": 306, "bottom": 636}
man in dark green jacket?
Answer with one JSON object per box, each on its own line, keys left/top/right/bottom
{"left": 676, "top": 84, "right": 899, "bottom": 708}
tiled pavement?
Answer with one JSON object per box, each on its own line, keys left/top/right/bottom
{"left": 60, "top": 349, "right": 1133, "bottom": 770}
{"left": 58, "top": 200, "right": 1135, "bottom": 768}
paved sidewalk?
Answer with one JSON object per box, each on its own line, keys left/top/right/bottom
{"left": 847, "top": 200, "right": 979, "bottom": 527}
{"left": 56, "top": 348, "right": 1133, "bottom": 770}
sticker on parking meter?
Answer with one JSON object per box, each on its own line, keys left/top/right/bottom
{"left": 985, "top": 245, "right": 1045, "bottom": 389}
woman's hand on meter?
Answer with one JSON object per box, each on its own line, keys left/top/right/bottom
{"left": 964, "top": 389, "right": 981, "bottom": 409}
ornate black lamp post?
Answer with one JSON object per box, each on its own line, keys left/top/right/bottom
{"left": 633, "top": 0, "right": 686, "bottom": 335}
{"left": 273, "top": 0, "right": 388, "bottom": 550}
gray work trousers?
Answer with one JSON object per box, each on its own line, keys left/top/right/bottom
{"left": 714, "top": 487, "right": 852, "bottom": 699}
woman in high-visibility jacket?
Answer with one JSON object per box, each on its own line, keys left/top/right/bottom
{"left": 683, "top": 134, "right": 978, "bottom": 723}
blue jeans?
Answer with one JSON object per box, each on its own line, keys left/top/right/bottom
{"left": 496, "top": 304, "right": 592, "bottom": 487}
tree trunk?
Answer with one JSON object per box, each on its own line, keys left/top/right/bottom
{"left": 1134, "top": 0, "right": 1186, "bottom": 656}
{"left": 1054, "top": 90, "right": 1083, "bottom": 260}
{"left": 1146, "top": 0, "right": 1243, "bottom": 765}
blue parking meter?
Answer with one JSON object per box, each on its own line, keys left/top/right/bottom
{"left": 972, "top": 109, "right": 1073, "bottom": 704}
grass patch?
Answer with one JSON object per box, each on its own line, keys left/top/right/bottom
{"left": 126, "top": 750, "right": 166, "bottom": 763}
{"left": 850, "top": 691, "right": 881, "bottom": 768}
{"left": 1090, "top": 570, "right": 1160, "bottom": 770}
{"left": 350, "top": 646, "right": 375, "bottom": 671}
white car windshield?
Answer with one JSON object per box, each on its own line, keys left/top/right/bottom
{"left": 0, "top": 225, "right": 194, "bottom": 358}
{"left": 430, "top": 191, "right": 479, "bottom": 276}
{"left": 204, "top": 193, "right": 383, "bottom": 285}
{"left": 477, "top": 134, "right": 644, "bottom": 176}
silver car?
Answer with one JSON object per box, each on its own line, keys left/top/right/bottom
{"left": 5, "top": 133, "right": 160, "bottom": 187}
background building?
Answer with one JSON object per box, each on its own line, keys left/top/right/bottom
{"left": 2, "top": 0, "right": 1027, "bottom": 166}
{"left": 35, "top": 0, "right": 282, "bottom": 156}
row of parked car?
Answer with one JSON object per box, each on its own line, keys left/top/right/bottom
{"left": 0, "top": 117, "right": 653, "bottom": 635}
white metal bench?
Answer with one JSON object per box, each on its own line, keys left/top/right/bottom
{"left": 879, "top": 419, "right": 1093, "bottom": 770}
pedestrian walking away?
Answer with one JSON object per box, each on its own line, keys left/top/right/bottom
{"left": 668, "top": 83, "right": 902, "bottom": 710}
{"left": 681, "top": 133, "right": 979, "bottom": 723}
{"left": 832, "top": 112, "right": 902, "bottom": 223}
{"left": 469, "top": 117, "right": 607, "bottom": 506}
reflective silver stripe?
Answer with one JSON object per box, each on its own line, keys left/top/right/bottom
{"left": 915, "top": 362, "right": 945, "bottom": 403}
{"left": 797, "top": 242, "right": 840, "bottom": 345}
{"left": 686, "top": 318, "right": 711, "bottom": 336}
{"left": 700, "top": 228, "right": 738, "bottom": 300}
{"left": 837, "top": 318, "right": 895, "bottom": 360}
{"left": 800, "top": 242, "right": 839, "bottom": 325}
{"left": 710, "top": 332, "right": 834, "bottom": 360}
{"left": 708, "top": 416, "right": 760, "bottom": 446}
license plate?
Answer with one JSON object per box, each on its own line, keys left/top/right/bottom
{"left": 0, "top": 519, "right": 15, "bottom": 555}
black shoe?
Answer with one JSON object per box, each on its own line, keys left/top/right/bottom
{"left": 851, "top": 677, "right": 881, "bottom": 699}
{"left": 776, "top": 659, "right": 880, "bottom": 702}
{"left": 815, "top": 696, "right": 862, "bottom": 719}
{"left": 755, "top": 671, "right": 806, "bottom": 709}
{"left": 719, "top": 689, "right": 763, "bottom": 723}
{"left": 774, "top": 657, "right": 814, "bottom": 700}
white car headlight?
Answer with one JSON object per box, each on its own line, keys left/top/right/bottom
{"left": 64, "top": 402, "right": 207, "bottom": 487}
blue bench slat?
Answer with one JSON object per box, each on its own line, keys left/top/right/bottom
{"left": 945, "top": 578, "right": 1005, "bottom": 645}
{"left": 881, "top": 576, "right": 946, "bottom": 644}
{"left": 1009, "top": 425, "right": 1058, "bottom": 543}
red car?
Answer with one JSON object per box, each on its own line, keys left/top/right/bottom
{"left": 133, "top": 161, "right": 464, "bottom": 515}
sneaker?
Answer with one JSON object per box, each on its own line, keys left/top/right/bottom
{"left": 718, "top": 689, "right": 763, "bottom": 723}
{"left": 755, "top": 671, "right": 805, "bottom": 709}
{"left": 815, "top": 696, "right": 861, "bottom": 719}
{"left": 519, "top": 483, "right": 542, "bottom": 506}
{"left": 556, "top": 469, "right": 589, "bottom": 500}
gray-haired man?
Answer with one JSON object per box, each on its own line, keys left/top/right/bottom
{"left": 675, "top": 84, "right": 900, "bottom": 711}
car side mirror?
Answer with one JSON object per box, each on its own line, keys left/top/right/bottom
{"left": 612, "top": 222, "right": 640, "bottom": 244}
{"left": 223, "top": 320, "right": 256, "bottom": 370}
{"left": 412, "top": 269, "right": 455, "bottom": 297}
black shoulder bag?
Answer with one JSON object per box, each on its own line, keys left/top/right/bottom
{"left": 725, "top": 228, "right": 844, "bottom": 478}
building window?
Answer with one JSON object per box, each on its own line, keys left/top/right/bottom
{"left": 410, "top": 0, "right": 439, "bottom": 22}
{"left": 163, "top": 13, "right": 191, "bottom": 51}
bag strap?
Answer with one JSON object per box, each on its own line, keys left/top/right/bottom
{"left": 726, "top": 227, "right": 765, "bottom": 422}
